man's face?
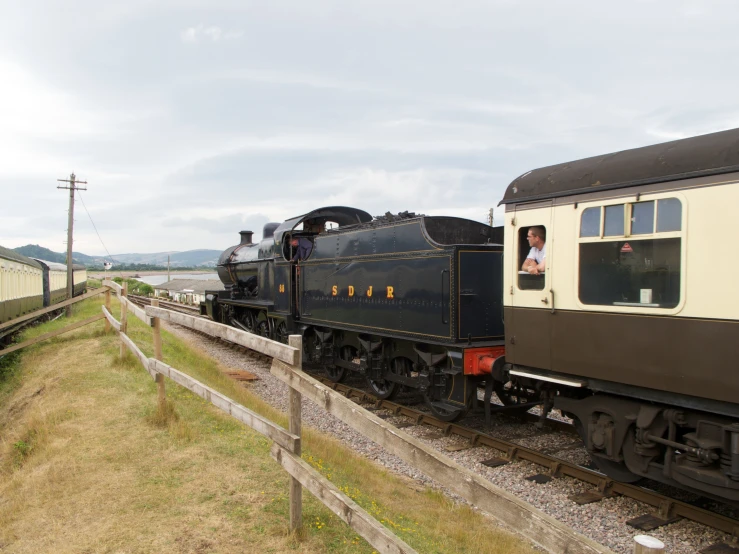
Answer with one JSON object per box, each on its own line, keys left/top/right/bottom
{"left": 526, "top": 230, "right": 540, "bottom": 248}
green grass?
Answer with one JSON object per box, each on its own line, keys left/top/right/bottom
{"left": 0, "top": 295, "right": 536, "bottom": 554}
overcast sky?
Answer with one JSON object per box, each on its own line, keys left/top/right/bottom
{"left": 2, "top": 0, "right": 738, "bottom": 257}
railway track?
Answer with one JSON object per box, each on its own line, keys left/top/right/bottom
{"left": 311, "top": 374, "right": 739, "bottom": 538}
{"left": 169, "top": 323, "right": 739, "bottom": 547}
{"left": 126, "top": 294, "right": 201, "bottom": 316}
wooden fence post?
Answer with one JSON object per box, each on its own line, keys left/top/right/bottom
{"left": 288, "top": 334, "right": 303, "bottom": 533}
{"left": 119, "top": 281, "right": 128, "bottom": 358}
{"left": 151, "top": 299, "right": 165, "bottom": 409}
{"left": 104, "top": 288, "right": 111, "bottom": 333}
{"left": 633, "top": 535, "right": 664, "bottom": 553}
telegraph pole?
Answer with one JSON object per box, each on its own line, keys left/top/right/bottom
{"left": 57, "top": 172, "right": 87, "bottom": 316}
{"left": 488, "top": 208, "right": 494, "bottom": 227}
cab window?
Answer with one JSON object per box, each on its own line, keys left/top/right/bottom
{"left": 578, "top": 198, "right": 682, "bottom": 309}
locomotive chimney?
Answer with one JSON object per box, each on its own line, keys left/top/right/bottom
{"left": 239, "top": 230, "right": 253, "bottom": 245}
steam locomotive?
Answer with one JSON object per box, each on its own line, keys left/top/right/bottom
{"left": 205, "top": 127, "right": 739, "bottom": 504}
{"left": 204, "top": 208, "right": 506, "bottom": 422}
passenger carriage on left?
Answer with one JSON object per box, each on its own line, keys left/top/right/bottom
{"left": 0, "top": 246, "right": 44, "bottom": 325}
{"left": 0, "top": 246, "right": 89, "bottom": 330}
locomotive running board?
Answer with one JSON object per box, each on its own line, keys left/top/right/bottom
{"left": 510, "top": 369, "right": 586, "bottom": 388}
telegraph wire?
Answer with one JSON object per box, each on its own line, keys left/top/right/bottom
{"left": 76, "top": 189, "right": 118, "bottom": 266}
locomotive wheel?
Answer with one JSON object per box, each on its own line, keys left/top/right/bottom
{"left": 255, "top": 319, "right": 271, "bottom": 339}
{"left": 325, "top": 345, "right": 355, "bottom": 383}
{"left": 243, "top": 310, "right": 257, "bottom": 333}
{"left": 275, "top": 321, "right": 289, "bottom": 344}
{"left": 493, "top": 379, "right": 534, "bottom": 410}
{"left": 304, "top": 331, "right": 320, "bottom": 364}
{"left": 574, "top": 418, "right": 642, "bottom": 483}
{"left": 368, "top": 356, "right": 410, "bottom": 400}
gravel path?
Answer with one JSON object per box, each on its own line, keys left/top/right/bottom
{"left": 166, "top": 323, "right": 735, "bottom": 554}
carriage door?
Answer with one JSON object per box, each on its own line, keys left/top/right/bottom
{"left": 507, "top": 201, "right": 553, "bottom": 370}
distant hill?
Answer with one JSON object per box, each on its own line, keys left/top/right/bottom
{"left": 12, "top": 245, "right": 222, "bottom": 268}
{"left": 13, "top": 244, "right": 68, "bottom": 264}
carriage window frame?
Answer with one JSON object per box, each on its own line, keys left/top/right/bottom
{"left": 576, "top": 196, "right": 685, "bottom": 313}
{"left": 517, "top": 225, "right": 547, "bottom": 292}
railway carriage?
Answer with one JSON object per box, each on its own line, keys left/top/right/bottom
{"left": 0, "top": 246, "right": 43, "bottom": 325}
{"left": 0, "top": 247, "right": 89, "bottom": 336}
{"left": 30, "top": 259, "right": 88, "bottom": 306}
{"left": 72, "top": 264, "right": 87, "bottom": 297}
{"left": 33, "top": 259, "right": 69, "bottom": 306}
{"left": 500, "top": 127, "right": 739, "bottom": 502}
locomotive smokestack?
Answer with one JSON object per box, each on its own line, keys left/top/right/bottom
{"left": 239, "top": 230, "right": 253, "bottom": 245}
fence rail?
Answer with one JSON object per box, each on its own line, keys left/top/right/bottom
{"left": 120, "top": 296, "right": 152, "bottom": 326}
{"left": 270, "top": 360, "right": 611, "bottom": 554}
{"left": 150, "top": 358, "right": 300, "bottom": 452}
{"left": 145, "top": 305, "right": 299, "bottom": 365}
{"left": 0, "top": 314, "right": 105, "bottom": 356}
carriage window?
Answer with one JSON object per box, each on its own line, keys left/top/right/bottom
{"left": 579, "top": 239, "right": 680, "bottom": 308}
{"left": 517, "top": 226, "right": 546, "bottom": 291}
{"left": 631, "top": 201, "right": 655, "bottom": 235}
{"left": 579, "top": 197, "right": 682, "bottom": 309}
{"left": 604, "top": 204, "right": 625, "bottom": 236}
{"left": 657, "top": 198, "right": 682, "bottom": 232}
{"left": 580, "top": 207, "right": 600, "bottom": 237}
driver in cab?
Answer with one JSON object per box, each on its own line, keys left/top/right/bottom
{"left": 521, "top": 226, "right": 546, "bottom": 275}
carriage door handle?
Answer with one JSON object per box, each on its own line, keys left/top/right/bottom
{"left": 541, "top": 289, "right": 555, "bottom": 314}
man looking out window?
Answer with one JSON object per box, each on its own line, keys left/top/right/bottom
{"left": 521, "top": 226, "right": 546, "bottom": 275}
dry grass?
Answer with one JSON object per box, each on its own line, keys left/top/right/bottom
{"left": 0, "top": 296, "right": 538, "bottom": 554}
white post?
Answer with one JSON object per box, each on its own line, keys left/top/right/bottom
{"left": 634, "top": 535, "right": 665, "bottom": 554}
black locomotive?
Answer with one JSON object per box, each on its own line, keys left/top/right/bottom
{"left": 203, "top": 207, "right": 506, "bottom": 420}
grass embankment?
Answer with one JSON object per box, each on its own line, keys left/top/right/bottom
{"left": 0, "top": 297, "right": 536, "bottom": 554}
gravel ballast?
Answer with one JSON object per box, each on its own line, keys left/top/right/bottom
{"left": 166, "top": 323, "right": 735, "bottom": 554}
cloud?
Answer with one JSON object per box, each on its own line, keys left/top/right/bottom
{"left": 4, "top": 0, "right": 739, "bottom": 257}
{"left": 180, "top": 24, "right": 243, "bottom": 43}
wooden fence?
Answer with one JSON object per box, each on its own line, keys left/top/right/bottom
{"left": 101, "top": 281, "right": 420, "bottom": 554}
{"left": 5, "top": 280, "right": 616, "bottom": 554}
{"left": 99, "top": 280, "right": 616, "bottom": 554}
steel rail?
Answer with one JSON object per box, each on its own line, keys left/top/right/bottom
{"left": 127, "top": 295, "right": 201, "bottom": 316}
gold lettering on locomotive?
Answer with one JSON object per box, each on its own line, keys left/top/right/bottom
{"left": 386, "top": 286, "right": 394, "bottom": 299}
{"left": 279, "top": 284, "right": 285, "bottom": 293}
{"left": 348, "top": 285, "right": 355, "bottom": 297}
{"left": 332, "top": 285, "right": 338, "bottom": 296}
{"left": 366, "top": 286, "right": 373, "bottom": 297}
